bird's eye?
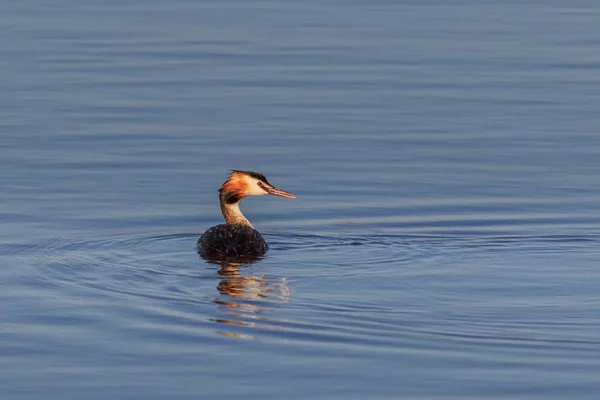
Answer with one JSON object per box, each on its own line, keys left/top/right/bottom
{"left": 257, "top": 182, "right": 264, "bottom": 188}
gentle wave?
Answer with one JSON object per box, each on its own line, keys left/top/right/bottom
{"left": 1, "top": 231, "right": 592, "bottom": 350}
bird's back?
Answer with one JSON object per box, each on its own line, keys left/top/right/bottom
{"left": 197, "top": 224, "right": 269, "bottom": 258}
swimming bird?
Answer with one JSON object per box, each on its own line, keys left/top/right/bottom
{"left": 197, "top": 170, "right": 296, "bottom": 258}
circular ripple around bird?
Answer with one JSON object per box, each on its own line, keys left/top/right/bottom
{"left": 7, "top": 232, "right": 600, "bottom": 354}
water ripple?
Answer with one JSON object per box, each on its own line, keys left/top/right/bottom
{"left": 1, "top": 231, "right": 594, "bottom": 353}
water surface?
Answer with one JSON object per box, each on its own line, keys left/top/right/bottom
{"left": 1, "top": 1, "right": 600, "bottom": 399}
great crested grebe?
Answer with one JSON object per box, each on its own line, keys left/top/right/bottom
{"left": 197, "top": 170, "right": 296, "bottom": 258}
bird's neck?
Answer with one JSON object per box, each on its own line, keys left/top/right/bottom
{"left": 219, "top": 193, "right": 254, "bottom": 228}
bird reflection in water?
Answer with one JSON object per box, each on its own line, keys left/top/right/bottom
{"left": 200, "top": 252, "right": 290, "bottom": 339}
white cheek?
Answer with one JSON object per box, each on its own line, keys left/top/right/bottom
{"left": 240, "top": 177, "right": 266, "bottom": 196}
{"left": 247, "top": 184, "right": 267, "bottom": 196}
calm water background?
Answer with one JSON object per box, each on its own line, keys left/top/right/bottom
{"left": 1, "top": 1, "right": 600, "bottom": 399}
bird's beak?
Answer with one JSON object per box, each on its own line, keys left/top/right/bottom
{"left": 265, "top": 185, "right": 296, "bottom": 198}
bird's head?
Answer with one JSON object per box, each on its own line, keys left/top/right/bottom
{"left": 219, "top": 170, "right": 296, "bottom": 204}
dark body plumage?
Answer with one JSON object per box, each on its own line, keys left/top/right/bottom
{"left": 197, "top": 224, "right": 269, "bottom": 258}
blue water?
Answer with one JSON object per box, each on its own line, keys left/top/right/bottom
{"left": 2, "top": 1, "right": 600, "bottom": 399}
